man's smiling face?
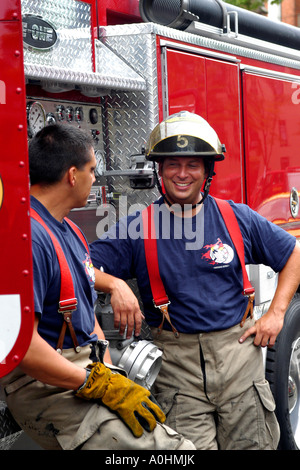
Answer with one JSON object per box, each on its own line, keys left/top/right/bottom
{"left": 159, "top": 156, "right": 207, "bottom": 206}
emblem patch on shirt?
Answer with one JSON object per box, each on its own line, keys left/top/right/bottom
{"left": 201, "top": 238, "right": 234, "bottom": 265}
{"left": 83, "top": 253, "right": 95, "bottom": 283}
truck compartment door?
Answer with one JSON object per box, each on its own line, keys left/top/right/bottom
{"left": 242, "top": 69, "right": 300, "bottom": 233}
{"left": 160, "top": 44, "right": 244, "bottom": 203}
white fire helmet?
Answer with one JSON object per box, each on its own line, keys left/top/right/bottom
{"left": 145, "top": 111, "right": 226, "bottom": 162}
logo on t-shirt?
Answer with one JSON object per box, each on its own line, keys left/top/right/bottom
{"left": 83, "top": 253, "right": 95, "bottom": 283}
{"left": 201, "top": 238, "right": 234, "bottom": 265}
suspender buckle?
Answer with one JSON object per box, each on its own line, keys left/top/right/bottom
{"left": 58, "top": 298, "right": 78, "bottom": 313}
{"left": 57, "top": 298, "right": 81, "bottom": 353}
{"left": 154, "top": 301, "right": 180, "bottom": 338}
{"left": 240, "top": 292, "right": 255, "bottom": 328}
{"left": 153, "top": 300, "right": 170, "bottom": 309}
{"left": 243, "top": 287, "right": 255, "bottom": 297}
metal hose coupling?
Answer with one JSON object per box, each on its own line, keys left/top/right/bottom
{"left": 96, "top": 294, "right": 162, "bottom": 390}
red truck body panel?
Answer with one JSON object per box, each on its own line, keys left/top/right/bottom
{"left": 0, "top": 1, "right": 34, "bottom": 376}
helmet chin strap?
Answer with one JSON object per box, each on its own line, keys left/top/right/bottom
{"left": 153, "top": 160, "right": 215, "bottom": 209}
{"left": 201, "top": 160, "right": 215, "bottom": 204}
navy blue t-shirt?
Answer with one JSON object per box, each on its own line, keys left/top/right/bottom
{"left": 31, "top": 196, "right": 98, "bottom": 349}
{"left": 90, "top": 196, "right": 296, "bottom": 333}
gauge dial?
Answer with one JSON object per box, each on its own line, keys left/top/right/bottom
{"left": 56, "top": 105, "right": 65, "bottom": 121}
{"left": 66, "top": 106, "right": 74, "bottom": 122}
{"left": 75, "top": 106, "right": 84, "bottom": 123}
{"left": 95, "top": 150, "right": 106, "bottom": 177}
{"left": 27, "top": 101, "right": 46, "bottom": 137}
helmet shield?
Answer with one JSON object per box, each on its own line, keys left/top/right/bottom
{"left": 145, "top": 111, "right": 225, "bottom": 161}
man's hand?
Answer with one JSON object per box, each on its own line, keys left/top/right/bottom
{"left": 94, "top": 268, "right": 144, "bottom": 338}
{"left": 239, "top": 310, "right": 284, "bottom": 347}
{"left": 110, "top": 278, "right": 144, "bottom": 338}
{"left": 76, "top": 362, "right": 166, "bottom": 437}
{"left": 240, "top": 242, "right": 300, "bottom": 348}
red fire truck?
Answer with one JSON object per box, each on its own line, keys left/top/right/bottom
{"left": 0, "top": 0, "right": 300, "bottom": 450}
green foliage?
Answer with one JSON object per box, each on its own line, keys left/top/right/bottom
{"left": 225, "top": 0, "right": 282, "bottom": 12}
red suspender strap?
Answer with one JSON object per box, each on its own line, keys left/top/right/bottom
{"left": 213, "top": 197, "right": 255, "bottom": 326}
{"left": 142, "top": 198, "right": 255, "bottom": 332}
{"left": 142, "top": 204, "right": 169, "bottom": 307}
{"left": 30, "top": 208, "right": 77, "bottom": 311}
{"left": 30, "top": 208, "right": 84, "bottom": 352}
{"left": 65, "top": 217, "right": 89, "bottom": 253}
{"left": 213, "top": 198, "right": 255, "bottom": 295}
{"left": 142, "top": 204, "right": 179, "bottom": 337}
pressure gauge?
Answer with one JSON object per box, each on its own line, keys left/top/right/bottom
{"left": 66, "top": 106, "right": 74, "bottom": 122}
{"left": 56, "top": 105, "right": 65, "bottom": 121}
{"left": 75, "top": 106, "right": 84, "bottom": 123}
{"left": 95, "top": 150, "right": 106, "bottom": 177}
{"left": 26, "top": 101, "right": 46, "bottom": 137}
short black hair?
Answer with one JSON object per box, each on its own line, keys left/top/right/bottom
{"left": 29, "top": 124, "right": 94, "bottom": 186}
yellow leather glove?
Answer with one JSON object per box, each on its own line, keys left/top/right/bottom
{"left": 75, "top": 362, "right": 166, "bottom": 437}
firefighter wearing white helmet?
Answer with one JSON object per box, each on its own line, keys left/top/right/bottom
{"left": 145, "top": 111, "right": 226, "bottom": 204}
{"left": 90, "top": 111, "right": 300, "bottom": 450}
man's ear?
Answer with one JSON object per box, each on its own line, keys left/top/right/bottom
{"left": 67, "top": 166, "right": 77, "bottom": 187}
{"left": 158, "top": 161, "right": 163, "bottom": 177}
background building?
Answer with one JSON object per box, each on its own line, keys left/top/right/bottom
{"left": 267, "top": 0, "right": 300, "bottom": 27}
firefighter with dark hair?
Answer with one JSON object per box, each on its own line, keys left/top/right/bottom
{"left": 90, "top": 111, "right": 300, "bottom": 450}
{"left": 0, "top": 124, "right": 194, "bottom": 451}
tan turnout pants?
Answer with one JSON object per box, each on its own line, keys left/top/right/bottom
{"left": 151, "top": 317, "right": 280, "bottom": 450}
{"left": 0, "top": 345, "right": 195, "bottom": 450}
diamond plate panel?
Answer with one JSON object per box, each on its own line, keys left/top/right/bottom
{"left": 0, "top": 400, "right": 22, "bottom": 449}
{"left": 21, "top": 0, "right": 146, "bottom": 93}
{"left": 100, "top": 27, "right": 160, "bottom": 207}
{"left": 21, "top": 0, "right": 93, "bottom": 72}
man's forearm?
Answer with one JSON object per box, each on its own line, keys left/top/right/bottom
{"left": 20, "top": 318, "right": 86, "bottom": 390}
{"left": 93, "top": 268, "right": 143, "bottom": 338}
{"left": 94, "top": 267, "right": 119, "bottom": 293}
{"left": 239, "top": 241, "right": 300, "bottom": 347}
{"left": 269, "top": 241, "right": 300, "bottom": 318}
